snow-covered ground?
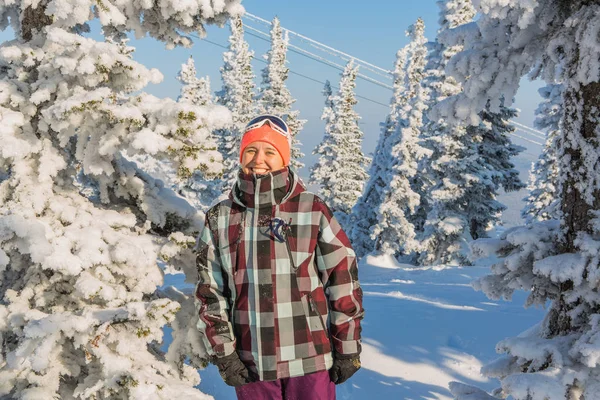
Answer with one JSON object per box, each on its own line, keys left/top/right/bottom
{"left": 164, "top": 249, "right": 544, "bottom": 400}
{"left": 158, "top": 141, "right": 542, "bottom": 399}
{"left": 339, "top": 256, "right": 544, "bottom": 400}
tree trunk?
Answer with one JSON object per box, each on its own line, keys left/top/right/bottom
{"left": 21, "top": 4, "right": 52, "bottom": 41}
{"left": 21, "top": 4, "right": 52, "bottom": 138}
{"left": 470, "top": 218, "right": 483, "bottom": 240}
{"left": 556, "top": 3, "right": 600, "bottom": 253}
{"left": 560, "top": 82, "right": 600, "bottom": 252}
{"left": 549, "top": 79, "right": 600, "bottom": 336}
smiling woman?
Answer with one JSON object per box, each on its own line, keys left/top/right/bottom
{"left": 194, "top": 114, "right": 365, "bottom": 399}
{"left": 239, "top": 114, "right": 292, "bottom": 174}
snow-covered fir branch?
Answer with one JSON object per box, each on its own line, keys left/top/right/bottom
{"left": 0, "top": 1, "right": 241, "bottom": 398}
{"left": 176, "top": 56, "right": 223, "bottom": 212}
{"left": 131, "top": 56, "right": 221, "bottom": 214}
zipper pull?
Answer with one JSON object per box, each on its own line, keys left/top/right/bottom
{"left": 307, "top": 293, "right": 315, "bottom": 312}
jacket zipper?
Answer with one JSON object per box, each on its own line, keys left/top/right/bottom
{"left": 253, "top": 184, "right": 262, "bottom": 375}
{"left": 307, "top": 292, "right": 328, "bottom": 334}
{"left": 284, "top": 228, "right": 297, "bottom": 271}
{"left": 232, "top": 208, "right": 246, "bottom": 277}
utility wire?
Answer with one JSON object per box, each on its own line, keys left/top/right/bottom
{"left": 192, "top": 34, "right": 391, "bottom": 108}
{"left": 243, "top": 25, "right": 394, "bottom": 90}
{"left": 242, "top": 12, "right": 546, "bottom": 141}
{"left": 509, "top": 120, "right": 547, "bottom": 139}
{"left": 194, "top": 34, "right": 544, "bottom": 144}
{"left": 243, "top": 12, "right": 393, "bottom": 78}
{"left": 511, "top": 129, "right": 544, "bottom": 146}
{"left": 512, "top": 120, "right": 547, "bottom": 136}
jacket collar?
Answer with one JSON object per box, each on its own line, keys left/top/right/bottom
{"left": 231, "top": 167, "right": 299, "bottom": 209}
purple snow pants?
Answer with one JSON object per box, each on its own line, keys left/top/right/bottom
{"left": 234, "top": 370, "right": 335, "bottom": 400}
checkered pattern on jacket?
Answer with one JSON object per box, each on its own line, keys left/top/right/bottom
{"left": 195, "top": 167, "right": 364, "bottom": 381}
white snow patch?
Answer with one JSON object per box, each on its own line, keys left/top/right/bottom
{"left": 391, "top": 279, "right": 416, "bottom": 284}
{"left": 362, "top": 342, "right": 486, "bottom": 400}
{"left": 364, "top": 291, "right": 485, "bottom": 311}
{"left": 364, "top": 253, "right": 406, "bottom": 269}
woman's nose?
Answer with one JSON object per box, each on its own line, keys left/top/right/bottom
{"left": 254, "top": 150, "right": 265, "bottom": 163}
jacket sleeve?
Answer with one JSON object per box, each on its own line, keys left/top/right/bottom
{"left": 315, "top": 201, "right": 364, "bottom": 356}
{"left": 194, "top": 211, "right": 236, "bottom": 359}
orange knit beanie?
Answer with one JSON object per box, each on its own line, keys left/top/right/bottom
{"left": 240, "top": 124, "right": 291, "bottom": 166}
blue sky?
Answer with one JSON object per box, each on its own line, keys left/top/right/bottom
{"left": 133, "top": 0, "right": 545, "bottom": 173}
{"left": 0, "top": 1, "right": 545, "bottom": 176}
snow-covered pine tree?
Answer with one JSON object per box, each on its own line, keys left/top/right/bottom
{"left": 178, "top": 56, "right": 213, "bottom": 107}
{"left": 0, "top": 1, "right": 240, "bottom": 398}
{"left": 430, "top": 0, "right": 600, "bottom": 398}
{"left": 371, "top": 18, "right": 430, "bottom": 258}
{"left": 174, "top": 56, "right": 222, "bottom": 211}
{"left": 309, "top": 80, "right": 336, "bottom": 200}
{"left": 466, "top": 100, "right": 524, "bottom": 240}
{"left": 417, "top": 0, "right": 476, "bottom": 266}
{"left": 422, "top": 0, "right": 522, "bottom": 250}
{"left": 421, "top": 0, "right": 476, "bottom": 125}
{"left": 522, "top": 83, "right": 563, "bottom": 224}
{"left": 311, "top": 61, "right": 369, "bottom": 227}
{"left": 350, "top": 47, "right": 409, "bottom": 258}
{"left": 419, "top": 105, "right": 523, "bottom": 265}
{"left": 215, "top": 15, "right": 256, "bottom": 193}
{"left": 257, "top": 17, "right": 305, "bottom": 170}
{"left": 134, "top": 55, "right": 219, "bottom": 213}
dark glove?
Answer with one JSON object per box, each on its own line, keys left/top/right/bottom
{"left": 329, "top": 353, "right": 361, "bottom": 385}
{"left": 213, "top": 352, "right": 255, "bottom": 387}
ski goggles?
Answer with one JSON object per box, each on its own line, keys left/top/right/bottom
{"left": 244, "top": 114, "right": 290, "bottom": 138}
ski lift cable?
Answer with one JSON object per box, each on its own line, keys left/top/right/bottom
{"left": 510, "top": 119, "right": 547, "bottom": 137}
{"left": 194, "top": 35, "right": 545, "bottom": 142}
{"left": 243, "top": 13, "right": 545, "bottom": 139}
{"left": 509, "top": 120, "right": 547, "bottom": 139}
{"left": 243, "top": 14, "right": 393, "bottom": 79}
{"left": 243, "top": 25, "right": 394, "bottom": 90}
{"left": 287, "top": 71, "right": 391, "bottom": 107}
{"left": 243, "top": 12, "right": 393, "bottom": 76}
{"left": 511, "top": 124, "right": 547, "bottom": 142}
{"left": 510, "top": 129, "right": 544, "bottom": 146}
{"left": 243, "top": 23, "right": 393, "bottom": 84}
{"left": 302, "top": 39, "right": 394, "bottom": 80}
{"left": 192, "top": 35, "right": 392, "bottom": 108}
{"left": 512, "top": 127, "right": 546, "bottom": 144}
{"left": 242, "top": 19, "right": 394, "bottom": 81}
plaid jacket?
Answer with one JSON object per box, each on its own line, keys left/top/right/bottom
{"left": 195, "top": 167, "right": 364, "bottom": 381}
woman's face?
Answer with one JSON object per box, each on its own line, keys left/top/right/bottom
{"left": 241, "top": 141, "right": 285, "bottom": 175}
